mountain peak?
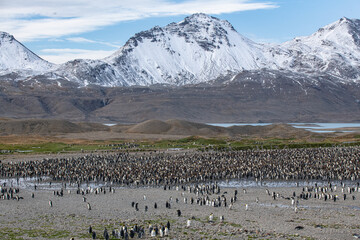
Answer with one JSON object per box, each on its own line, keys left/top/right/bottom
{"left": 338, "top": 16, "right": 360, "bottom": 26}
{"left": 178, "top": 13, "right": 236, "bottom": 31}
{"left": 0, "top": 31, "right": 14, "bottom": 41}
{"left": 340, "top": 16, "right": 351, "bottom": 22}
{"left": 338, "top": 17, "right": 360, "bottom": 33}
{"left": 317, "top": 17, "right": 359, "bottom": 33}
{"left": 113, "top": 12, "right": 241, "bottom": 57}
{"left": 101, "top": 13, "right": 263, "bottom": 86}
{"left": 311, "top": 17, "right": 360, "bottom": 47}
{"left": 182, "top": 13, "right": 218, "bottom": 22}
{"left": 0, "top": 31, "right": 54, "bottom": 72}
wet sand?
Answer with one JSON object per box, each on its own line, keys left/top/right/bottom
{"left": 1, "top": 182, "right": 360, "bottom": 240}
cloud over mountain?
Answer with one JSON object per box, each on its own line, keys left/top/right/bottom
{"left": 0, "top": 0, "right": 277, "bottom": 41}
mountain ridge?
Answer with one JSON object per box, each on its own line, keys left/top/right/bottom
{"left": 1, "top": 14, "right": 360, "bottom": 87}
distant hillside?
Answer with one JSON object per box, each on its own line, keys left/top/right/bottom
{"left": 228, "top": 124, "right": 316, "bottom": 138}
{"left": 123, "top": 119, "right": 317, "bottom": 138}
{"left": 0, "top": 118, "right": 325, "bottom": 139}
{"left": 0, "top": 119, "right": 109, "bottom": 135}
{"left": 125, "top": 119, "right": 225, "bottom": 136}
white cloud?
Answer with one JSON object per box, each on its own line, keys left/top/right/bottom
{"left": 39, "top": 48, "right": 116, "bottom": 64}
{"left": 66, "top": 37, "right": 97, "bottom": 44}
{"left": 67, "top": 37, "right": 121, "bottom": 48}
{"left": 0, "top": 0, "right": 277, "bottom": 42}
{"left": 66, "top": 37, "right": 96, "bottom": 43}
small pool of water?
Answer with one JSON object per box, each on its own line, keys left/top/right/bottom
{"left": 217, "top": 179, "right": 358, "bottom": 188}
{"left": 209, "top": 123, "right": 360, "bottom": 133}
{"left": 1, "top": 177, "right": 358, "bottom": 191}
{"left": 0, "top": 177, "right": 121, "bottom": 191}
{"left": 103, "top": 123, "right": 117, "bottom": 126}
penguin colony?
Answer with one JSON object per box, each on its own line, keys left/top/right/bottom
{"left": 0, "top": 185, "right": 21, "bottom": 200}
{"left": 1, "top": 146, "right": 360, "bottom": 238}
{"left": 1, "top": 147, "right": 359, "bottom": 186}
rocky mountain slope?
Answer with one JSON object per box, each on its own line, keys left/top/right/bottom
{"left": 0, "top": 119, "right": 108, "bottom": 135}
{"left": 0, "top": 69, "right": 359, "bottom": 123}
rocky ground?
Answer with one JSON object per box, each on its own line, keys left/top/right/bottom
{"left": 0, "top": 179, "right": 359, "bottom": 240}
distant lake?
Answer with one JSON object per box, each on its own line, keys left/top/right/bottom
{"left": 2, "top": 177, "right": 357, "bottom": 190}
{"left": 103, "top": 123, "right": 117, "bottom": 126}
{"left": 209, "top": 123, "right": 360, "bottom": 133}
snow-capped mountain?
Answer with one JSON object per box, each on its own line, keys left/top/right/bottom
{"left": 1, "top": 14, "right": 360, "bottom": 87}
{"left": 272, "top": 17, "right": 360, "bottom": 81}
{"left": 0, "top": 32, "right": 54, "bottom": 74}
{"left": 56, "top": 13, "right": 270, "bottom": 86}
{"left": 57, "top": 14, "right": 360, "bottom": 86}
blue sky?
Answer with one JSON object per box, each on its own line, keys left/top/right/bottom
{"left": 1, "top": 0, "right": 359, "bottom": 63}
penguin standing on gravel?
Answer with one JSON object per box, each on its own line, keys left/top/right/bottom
{"left": 135, "top": 202, "right": 139, "bottom": 211}
{"left": 209, "top": 213, "right": 214, "bottom": 222}
{"left": 151, "top": 228, "right": 156, "bottom": 237}
{"left": 159, "top": 227, "right": 164, "bottom": 237}
{"left": 49, "top": 200, "right": 53, "bottom": 207}
{"left": 103, "top": 228, "right": 109, "bottom": 240}
{"left": 103, "top": 228, "right": 108, "bottom": 238}
{"left": 187, "top": 219, "right": 191, "bottom": 227}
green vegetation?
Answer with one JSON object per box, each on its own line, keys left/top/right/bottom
{"left": 0, "top": 142, "right": 110, "bottom": 154}
{"left": 226, "top": 222, "right": 242, "bottom": 228}
{"left": 0, "top": 135, "right": 360, "bottom": 155}
{"left": 0, "top": 227, "right": 71, "bottom": 239}
{"left": 125, "top": 136, "right": 360, "bottom": 152}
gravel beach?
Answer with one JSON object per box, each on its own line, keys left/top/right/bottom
{"left": 1, "top": 180, "right": 359, "bottom": 240}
